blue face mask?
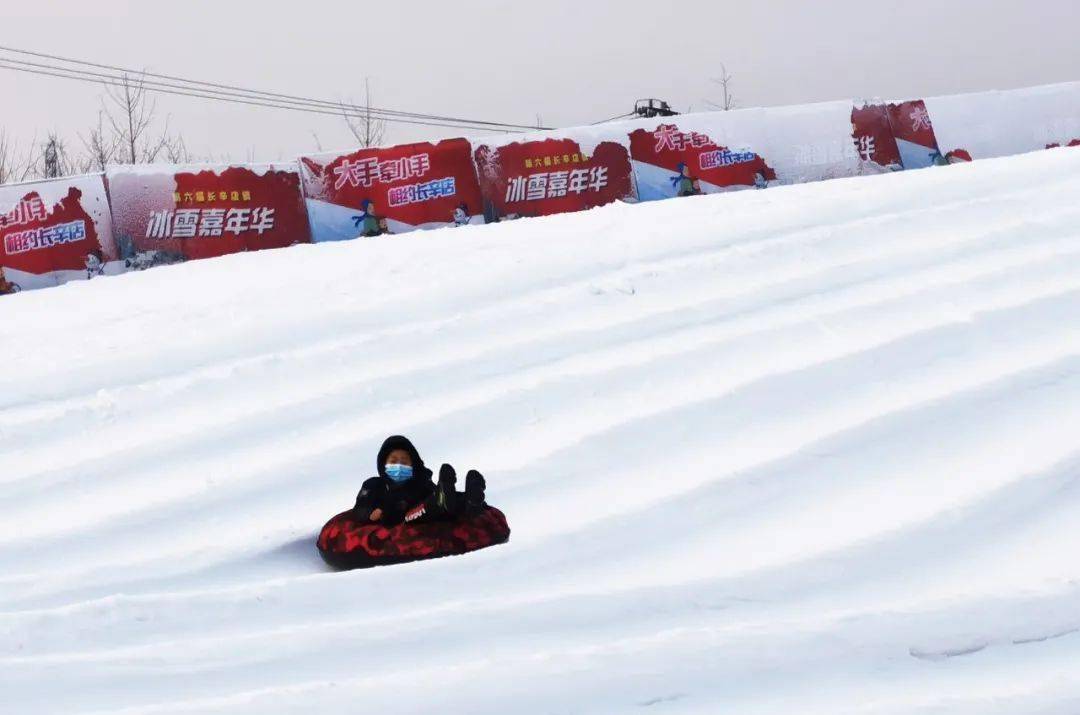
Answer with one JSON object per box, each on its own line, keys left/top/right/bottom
{"left": 384, "top": 463, "right": 413, "bottom": 483}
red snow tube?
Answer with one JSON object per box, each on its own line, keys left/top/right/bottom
{"left": 317, "top": 506, "right": 510, "bottom": 569}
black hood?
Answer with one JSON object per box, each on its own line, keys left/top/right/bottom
{"left": 376, "top": 435, "right": 432, "bottom": 481}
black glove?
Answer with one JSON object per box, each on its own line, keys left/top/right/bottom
{"left": 464, "top": 470, "right": 486, "bottom": 513}
{"left": 353, "top": 478, "right": 389, "bottom": 521}
{"left": 439, "top": 463, "right": 457, "bottom": 489}
{"left": 436, "top": 464, "right": 457, "bottom": 511}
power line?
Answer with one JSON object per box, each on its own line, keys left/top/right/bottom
{"left": 0, "top": 61, "right": 505, "bottom": 135}
{"left": 0, "top": 44, "right": 551, "bottom": 132}
{"left": 0, "top": 56, "right": 514, "bottom": 134}
{"left": 0, "top": 44, "right": 545, "bottom": 130}
{"left": 0, "top": 58, "right": 511, "bottom": 134}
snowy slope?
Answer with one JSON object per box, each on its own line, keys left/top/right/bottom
{"left": 2, "top": 147, "right": 1080, "bottom": 714}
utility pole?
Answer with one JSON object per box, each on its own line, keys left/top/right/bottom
{"left": 365, "top": 77, "right": 374, "bottom": 148}
{"left": 43, "top": 135, "right": 61, "bottom": 178}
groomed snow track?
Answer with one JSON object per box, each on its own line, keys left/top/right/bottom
{"left": 2, "top": 148, "right": 1080, "bottom": 714}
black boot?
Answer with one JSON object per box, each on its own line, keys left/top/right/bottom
{"left": 464, "top": 470, "right": 487, "bottom": 516}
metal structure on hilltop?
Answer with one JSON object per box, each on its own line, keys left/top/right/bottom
{"left": 633, "top": 99, "right": 679, "bottom": 118}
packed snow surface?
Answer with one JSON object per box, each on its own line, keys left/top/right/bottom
{"left": 3, "top": 148, "right": 1080, "bottom": 714}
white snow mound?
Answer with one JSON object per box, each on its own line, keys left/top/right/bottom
{"left": 2, "top": 148, "right": 1080, "bottom": 714}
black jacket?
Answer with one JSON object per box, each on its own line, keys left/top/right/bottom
{"left": 353, "top": 436, "right": 436, "bottom": 525}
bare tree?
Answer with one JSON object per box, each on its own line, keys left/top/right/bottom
{"left": 163, "top": 134, "right": 192, "bottom": 163}
{"left": 3, "top": 73, "right": 191, "bottom": 181}
{"left": 102, "top": 71, "right": 175, "bottom": 164}
{"left": 0, "top": 129, "right": 33, "bottom": 184}
{"left": 2, "top": 72, "right": 192, "bottom": 182}
{"left": 707, "top": 63, "right": 738, "bottom": 111}
{"left": 342, "top": 77, "right": 385, "bottom": 148}
{"left": 78, "top": 111, "right": 119, "bottom": 173}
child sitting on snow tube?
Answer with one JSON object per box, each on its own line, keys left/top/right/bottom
{"left": 317, "top": 435, "right": 509, "bottom": 569}
{"left": 355, "top": 435, "right": 487, "bottom": 525}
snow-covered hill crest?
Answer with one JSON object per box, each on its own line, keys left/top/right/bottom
{"left": 2, "top": 148, "right": 1080, "bottom": 714}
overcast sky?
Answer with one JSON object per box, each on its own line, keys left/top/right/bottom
{"left": 2, "top": 0, "right": 1078, "bottom": 162}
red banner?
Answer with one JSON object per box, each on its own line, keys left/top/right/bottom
{"left": 0, "top": 175, "right": 116, "bottom": 291}
{"left": 298, "top": 138, "right": 484, "bottom": 241}
{"left": 886, "top": 100, "right": 942, "bottom": 168}
{"left": 850, "top": 105, "right": 903, "bottom": 170}
{"left": 473, "top": 137, "right": 634, "bottom": 221}
{"left": 107, "top": 164, "right": 310, "bottom": 267}
{"left": 628, "top": 124, "right": 776, "bottom": 200}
